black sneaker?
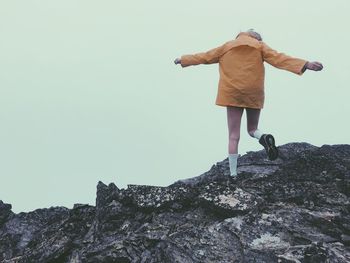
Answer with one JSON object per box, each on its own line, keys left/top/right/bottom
{"left": 259, "top": 134, "right": 278, "bottom": 160}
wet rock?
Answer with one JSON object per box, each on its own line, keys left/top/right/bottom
{"left": 0, "top": 142, "right": 349, "bottom": 262}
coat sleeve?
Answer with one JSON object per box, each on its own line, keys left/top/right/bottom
{"left": 262, "top": 43, "right": 308, "bottom": 75}
{"left": 180, "top": 43, "right": 226, "bottom": 67}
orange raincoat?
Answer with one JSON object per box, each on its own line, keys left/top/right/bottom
{"left": 180, "top": 32, "right": 308, "bottom": 109}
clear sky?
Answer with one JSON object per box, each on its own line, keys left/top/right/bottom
{"left": 0, "top": 0, "right": 349, "bottom": 213}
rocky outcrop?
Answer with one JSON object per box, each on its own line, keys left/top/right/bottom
{"left": 0, "top": 142, "right": 349, "bottom": 263}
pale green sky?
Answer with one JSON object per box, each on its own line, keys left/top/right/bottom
{"left": 0, "top": 0, "right": 349, "bottom": 213}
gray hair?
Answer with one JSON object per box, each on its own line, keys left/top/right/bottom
{"left": 246, "top": 29, "right": 262, "bottom": 41}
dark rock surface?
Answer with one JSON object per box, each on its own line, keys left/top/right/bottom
{"left": 1, "top": 142, "right": 350, "bottom": 263}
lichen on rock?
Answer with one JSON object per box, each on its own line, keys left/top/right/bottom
{"left": 0, "top": 142, "right": 350, "bottom": 262}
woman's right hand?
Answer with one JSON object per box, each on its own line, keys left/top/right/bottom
{"left": 306, "top": 61, "right": 323, "bottom": 71}
{"left": 174, "top": 58, "right": 181, "bottom": 65}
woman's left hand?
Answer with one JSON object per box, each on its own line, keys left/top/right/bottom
{"left": 306, "top": 61, "right": 323, "bottom": 71}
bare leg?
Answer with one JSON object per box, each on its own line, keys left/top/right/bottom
{"left": 246, "top": 107, "right": 261, "bottom": 138}
{"left": 246, "top": 107, "right": 279, "bottom": 160}
{"left": 227, "top": 106, "right": 244, "bottom": 154}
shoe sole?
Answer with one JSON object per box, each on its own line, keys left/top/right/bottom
{"left": 263, "top": 134, "right": 278, "bottom": 160}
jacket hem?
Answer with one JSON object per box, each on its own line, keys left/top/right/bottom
{"left": 215, "top": 102, "right": 263, "bottom": 109}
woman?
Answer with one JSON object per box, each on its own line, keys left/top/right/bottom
{"left": 174, "top": 29, "right": 323, "bottom": 176}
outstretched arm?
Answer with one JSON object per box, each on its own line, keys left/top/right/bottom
{"left": 174, "top": 43, "right": 226, "bottom": 68}
{"left": 262, "top": 42, "right": 320, "bottom": 75}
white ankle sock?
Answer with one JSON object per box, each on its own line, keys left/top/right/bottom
{"left": 228, "top": 153, "right": 239, "bottom": 176}
{"left": 252, "top": 129, "right": 263, "bottom": 140}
